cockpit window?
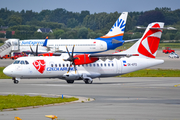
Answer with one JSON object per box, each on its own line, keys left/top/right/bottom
{"left": 20, "top": 61, "right": 25, "bottom": 64}
{"left": 13, "top": 60, "right": 20, "bottom": 64}
{"left": 25, "top": 60, "right": 29, "bottom": 64}
{"left": 13, "top": 60, "right": 29, "bottom": 65}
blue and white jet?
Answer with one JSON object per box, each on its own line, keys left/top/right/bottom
{"left": 42, "top": 12, "right": 130, "bottom": 53}
{"left": 7, "top": 12, "right": 138, "bottom": 54}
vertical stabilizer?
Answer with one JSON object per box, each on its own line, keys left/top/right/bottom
{"left": 121, "top": 22, "right": 164, "bottom": 58}
{"left": 96, "top": 12, "right": 128, "bottom": 41}
{"left": 43, "top": 36, "right": 48, "bottom": 47}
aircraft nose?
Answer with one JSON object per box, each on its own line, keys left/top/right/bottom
{"left": 3, "top": 66, "right": 12, "bottom": 77}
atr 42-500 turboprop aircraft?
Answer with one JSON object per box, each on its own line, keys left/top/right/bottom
{"left": 5, "top": 12, "right": 135, "bottom": 54}
{"left": 4, "top": 22, "right": 165, "bottom": 84}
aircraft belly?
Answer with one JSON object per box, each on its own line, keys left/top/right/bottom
{"left": 100, "top": 73, "right": 119, "bottom": 77}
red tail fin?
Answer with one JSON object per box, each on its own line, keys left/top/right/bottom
{"left": 120, "top": 22, "right": 164, "bottom": 58}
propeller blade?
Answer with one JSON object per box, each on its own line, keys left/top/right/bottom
{"left": 36, "top": 43, "right": 38, "bottom": 56}
{"left": 72, "top": 45, "right": 75, "bottom": 57}
{"left": 74, "top": 64, "right": 77, "bottom": 74}
{"left": 67, "top": 63, "right": 73, "bottom": 73}
{"left": 30, "top": 45, "right": 34, "bottom": 55}
{"left": 66, "top": 46, "right": 71, "bottom": 57}
{"left": 64, "top": 44, "right": 77, "bottom": 74}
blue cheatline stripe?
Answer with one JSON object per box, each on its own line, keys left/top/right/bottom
{"left": 95, "top": 35, "right": 123, "bottom": 40}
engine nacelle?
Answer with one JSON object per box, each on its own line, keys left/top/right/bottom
{"left": 62, "top": 73, "right": 80, "bottom": 80}
{"left": 74, "top": 54, "right": 99, "bottom": 65}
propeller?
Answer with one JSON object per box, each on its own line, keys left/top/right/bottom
{"left": 30, "top": 43, "right": 38, "bottom": 56}
{"left": 63, "top": 45, "right": 79, "bottom": 73}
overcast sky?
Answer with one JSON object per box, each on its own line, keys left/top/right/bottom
{"left": 0, "top": 0, "right": 180, "bottom": 13}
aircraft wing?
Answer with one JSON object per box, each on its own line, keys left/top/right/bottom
{"left": 89, "top": 53, "right": 139, "bottom": 61}
{"left": 89, "top": 53, "right": 139, "bottom": 57}
{"left": 22, "top": 51, "right": 62, "bottom": 56}
{"left": 124, "top": 38, "right": 139, "bottom": 43}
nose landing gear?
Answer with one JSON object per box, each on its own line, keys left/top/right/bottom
{"left": 12, "top": 77, "right": 20, "bottom": 84}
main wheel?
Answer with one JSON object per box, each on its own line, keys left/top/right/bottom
{"left": 84, "top": 80, "right": 93, "bottom": 84}
{"left": 66, "top": 80, "right": 74, "bottom": 84}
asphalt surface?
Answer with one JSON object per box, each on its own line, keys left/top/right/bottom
{"left": 0, "top": 50, "right": 180, "bottom": 120}
{"left": 0, "top": 77, "right": 180, "bottom": 120}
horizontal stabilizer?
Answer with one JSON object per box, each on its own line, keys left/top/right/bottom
{"left": 136, "top": 26, "right": 176, "bottom": 30}
{"left": 111, "top": 39, "right": 123, "bottom": 44}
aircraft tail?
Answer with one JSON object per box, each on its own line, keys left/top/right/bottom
{"left": 43, "top": 36, "right": 48, "bottom": 47}
{"left": 96, "top": 12, "right": 128, "bottom": 41}
{"left": 120, "top": 22, "right": 164, "bottom": 58}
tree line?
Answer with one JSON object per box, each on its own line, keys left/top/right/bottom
{"left": 0, "top": 7, "right": 180, "bottom": 41}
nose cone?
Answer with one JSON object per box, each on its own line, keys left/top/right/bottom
{"left": 3, "top": 66, "right": 12, "bottom": 77}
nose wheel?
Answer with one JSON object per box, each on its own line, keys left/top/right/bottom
{"left": 12, "top": 77, "right": 20, "bottom": 84}
{"left": 14, "top": 80, "right": 19, "bottom": 84}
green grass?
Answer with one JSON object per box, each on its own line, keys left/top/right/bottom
{"left": 0, "top": 94, "right": 78, "bottom": 111}
{"left": 120, "top": 69, "right": 180, "bottom": 77}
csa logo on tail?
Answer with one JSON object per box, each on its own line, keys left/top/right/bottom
{"left": 138, "top": 23, "right": 162, "bottom": 58}
{"left": 33, "top": 60, "right": 46, "bottom": 74}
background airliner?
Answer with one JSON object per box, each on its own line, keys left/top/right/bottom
{"left": 5, "top": 12, "right": 136, "bottom": 54}
{"left": 3, "top": 22, "right": 165, "bottom": 84}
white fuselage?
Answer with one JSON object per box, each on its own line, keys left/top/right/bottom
{"left": 4, "top": 56, "right": 164, "bottom": 80}
{"left": 19, "top": 39, "right": 107, "bottom": 53}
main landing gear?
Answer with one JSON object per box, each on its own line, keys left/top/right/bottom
{"left": 84, "top": 79, "right": 93, "bottom": 84}
{"left": 84, "top": 80, "right": 93, "bottom": 84}
{"left": 66, "top": 80, "right": 74, "bottom": 84}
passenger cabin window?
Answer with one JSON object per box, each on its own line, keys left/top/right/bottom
{"left": 86, "top": 64, "right": 88, "bottom": 67}
{"left": 93, "top": 64, "right": 95, "bottom": 67}
{"left": 108, "top": 63, "right": 110, "bottom": 67}
{"left": 101, "top": 63, "right": 103, "bottom": 67}
{"left": 55, "top": 64, "right": 57, "bottom": 67}
{"left": 112, "top": 63, "right": 114, "bottom": 67}
{"left": 104, "top": 63, "right": 106, "bottom": 67}
{"left": 51, "top": 64, "right": 53, "bottom": 67}
{"left": 97, "top": 64, "right": 99, "bottom": 67}
{"left": 59, "top": 64, "right": 61, "bottom": 67}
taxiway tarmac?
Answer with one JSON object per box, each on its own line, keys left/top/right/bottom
{"left": 0, "top": 77, "right": 180, "bottom": 120}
